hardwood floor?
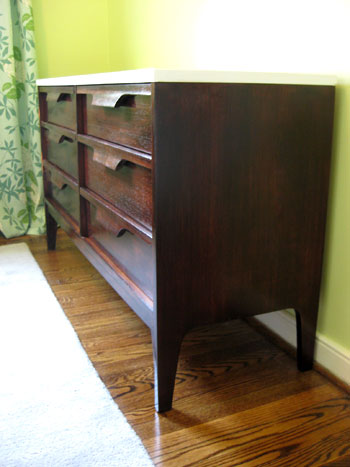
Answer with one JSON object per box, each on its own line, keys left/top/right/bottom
{"left": 1, "top": 230, "right": 349, "bottom": 466}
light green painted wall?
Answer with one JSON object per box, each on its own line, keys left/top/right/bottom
{"left": 107, "top": 0, "right": 205, "bottom": 70}
{"left": 32, "top": 0, "right": 110, "bottom": 78}
{"left": 318, "top": 83, "right": 350, "bottom": 349}
{"left": 32, "top": 0, "right": 350, "bottom": 351}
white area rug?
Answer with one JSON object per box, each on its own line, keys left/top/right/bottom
{"left": 0, "top": 243, "right": 153, "bottom": 467}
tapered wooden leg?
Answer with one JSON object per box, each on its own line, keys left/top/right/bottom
{"left": 152, "top": 326, "right": 184, "bottom": 412}
{"left": 45, "top": 205, "right": 58, "bottom": 251}
{"left": 295, "top": 309, "right": 318, "bottom": 371}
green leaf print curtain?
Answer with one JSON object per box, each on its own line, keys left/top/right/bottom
{"left": 0, "top": 0, "right": 45, "bottom": 238}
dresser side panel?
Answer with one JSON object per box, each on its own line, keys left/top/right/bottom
{"left": 153, "top": 82, "right": 335, "bottom": 328}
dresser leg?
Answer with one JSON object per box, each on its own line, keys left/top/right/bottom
{"left": 295, "top": 309, "right": 318, "bottom": 371}
{"left": 152, "top": 328, "right": 184, "bottom": 412}
{"left": 45, "top": 205, "right": 58, "bottom": 251}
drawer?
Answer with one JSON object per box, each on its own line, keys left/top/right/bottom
{"left": 41, "top": 86, "right": 76, "bottom": 131}
{"left": 82, "top": 143, "right": 152, "bottom": 229}
{"left": 42, "top": 123, "right": 78, "bottom": 179}
{"left": 44, "top": 167, "right": 79, "bottom": 223}
{"left": 79, "top": 84, "right": 152, "bottom": 153}
{"left": 86, "top": 199, "right": 154, "bottom": 299}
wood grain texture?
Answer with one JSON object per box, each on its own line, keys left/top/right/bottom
{"left": 87, "top": 200, "right": 154, "bottom": 299}
{"left": 320, "top": 455, "right": 350, "bottom": 466}
{"left": 43, "top": 167, "right": 80, "bottom": 223}
{"left": 1, "top": 230, "right": 349, "bottom": 467}
{"left": 77, "top": 134, "right": 152, "bottom": 169}
{"left": 42, "top": 123, "right": 78, "bottom": 179}
{"left": 40, "top": 86, "right": 77, "bottom": 131}
{"left": 80, "top": 188, "right": 152, "bottom": 243}
{"left": 153, "top": 82, "right": 334, "bottom": 324}
{"left": 83, "top": 144, "right": 152, "bottom": 229}
{"left": 152, "top": 82, "right": 335, "bottom": 409}
{"left": 79, "top": 84, "right": 152, "bottom": 153}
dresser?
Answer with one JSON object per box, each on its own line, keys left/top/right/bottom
{"left": 37, "top": 69, "right": 336, "bottom": 412}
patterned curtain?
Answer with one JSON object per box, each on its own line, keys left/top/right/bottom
{"left": 0, "top": 0, "right": 44, "bottom": 238}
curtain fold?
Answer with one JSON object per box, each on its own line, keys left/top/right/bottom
{"left": 0, "top": 0, "right": 44, "bottom": 238}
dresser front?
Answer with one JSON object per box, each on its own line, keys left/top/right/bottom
{"left": 40, "top": 84, "right": 154, "bottom": 323}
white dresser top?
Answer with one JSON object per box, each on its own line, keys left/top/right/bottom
{"left": 36, "top": 68, "right": 337, "bottom": 87}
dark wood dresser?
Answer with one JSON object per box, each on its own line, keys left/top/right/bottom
{"left": 38, "top": 69, "right": 336, "bottom": 412}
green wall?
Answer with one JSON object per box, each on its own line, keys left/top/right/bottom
{"left": 107, "top": 0, "right": 205, "bottom": 70}
{"left": 318, "top": 83, "right": 350, "bottom": 350}
{"left": 32, "top": 0, "right": 110, "bottom": 77}
{"left": 32, "top": 0, "right": 350, "bottom": 352}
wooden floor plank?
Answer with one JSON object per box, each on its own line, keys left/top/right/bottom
{"left": 145, "top": 385, "right": 350, "bottom": 467}
{"left": 1, "top": 229, "right": 349, "bottom": 467}
{"left": 320, "top": 453, "right": 350, "bottom": 466}
{"left": 133, "top": 372, "right": 326, "bottom": 439}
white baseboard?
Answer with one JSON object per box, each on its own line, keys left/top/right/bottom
{"left": 254, "top": 310, "right": 350, "bottom": 387}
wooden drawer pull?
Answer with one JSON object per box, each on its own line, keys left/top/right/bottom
{"left": 96, "top": 209, "right": 131, "bottom": 238}
{"left": 92, "top": 149, "right": 124, "bottom": 171}
{"left": 46, "top": 92, "right": 72, "bottom": 103}
{"left": 47, "top": 129, "right": 74, "bottom": 145}
{"left": 50, "top": 171, "right": 68, "bottom": 190}
{"left": 78, "top": 134, "right": 151, "bottom": 169}
{"left": 91, "top": 87, "right": 151, "bottom": 108}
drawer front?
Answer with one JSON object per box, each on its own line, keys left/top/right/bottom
{"left": 87, "top": 201, "right": 154, "bottom": 299}
{"left": 43, "top": 87, "right": 76, "bottom": 130}
{"left": 81, "top": 84, "right": 152, "bottom": 153}
{"left": 83, "top": 144, "right": 152, "bottom": 228}
{"left": 44, "top": 168, "right": 79, "bottom": 222}
{"left": 43, "top": 126, "right": 78, "bottom": 179}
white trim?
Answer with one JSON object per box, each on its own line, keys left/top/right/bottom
{"left": 36, "top": 68, "right": 337, "bottom": 87}
{"left": 255, "top": 310, "right": 350, "bottom": 386}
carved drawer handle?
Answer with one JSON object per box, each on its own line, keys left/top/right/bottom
{"left": 47, "top": 129, "right": 74, "bottom": 145}
{"left": 95, "top": 209, "right": 130, "bottom": 238}
{"left": 46, "top": 92, "right": 72, "bottom": 103}
{"left": 78, "top": 134, "right": 151, "bottom": 170}
{"left": 92, "top": 149, "right": 124, "bottom": 171}
{"left": 91, "top": 89, "right": 151, "bottom": 108}
{"left": 50, "top": 171, "right": 67, "bottom": 190}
